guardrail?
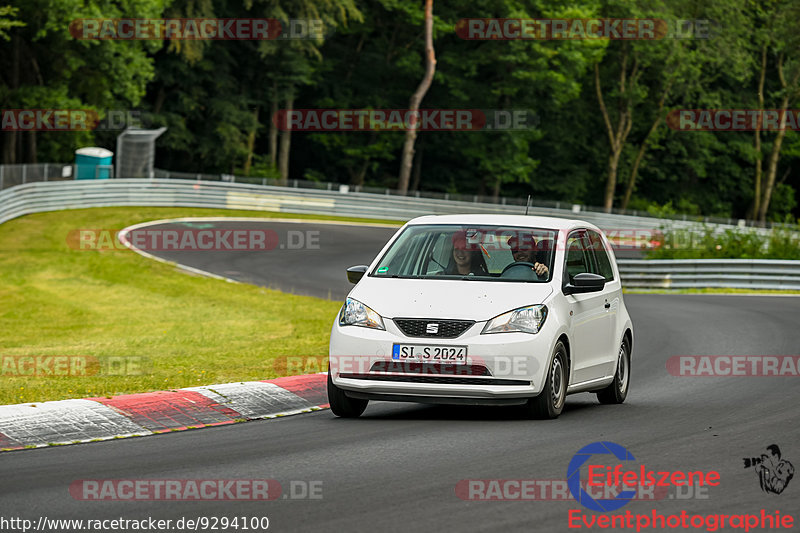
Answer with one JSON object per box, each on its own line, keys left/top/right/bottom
{"left": 618, "top": 259, "right": 800, "bottom": 290}
{"left": 0, "top": 176, "right": 773, "bottom": 237}
{"left": 2, "top": 162, "right": 793, "bottom": 231}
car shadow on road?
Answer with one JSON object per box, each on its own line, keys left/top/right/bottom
{"left": 355, "top": 396, "right": 602, "bottom": 421}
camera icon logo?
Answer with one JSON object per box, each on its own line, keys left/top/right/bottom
{"left": 743, "top": 444, "right": 794, "bottom": 495}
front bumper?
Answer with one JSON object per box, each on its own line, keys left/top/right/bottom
{"left": 329, "top": 318, "right": 552, "bottom": 400}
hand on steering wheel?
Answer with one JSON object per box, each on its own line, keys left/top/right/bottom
{"left": 502, "top": 261, "right": 549, "bottom": 279}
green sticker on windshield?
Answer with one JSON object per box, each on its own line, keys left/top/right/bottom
{"left": 377, "top": 267, "right": 389, "bottom": 273}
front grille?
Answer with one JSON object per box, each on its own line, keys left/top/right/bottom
{"left": 339, "top": 373, "right": 529, "bottom": 386}
{"left": 369, "top": 361, "right": 490, "bottom": 376}
{"left": 393, "top": 318, "right": 475, "bottom": 338}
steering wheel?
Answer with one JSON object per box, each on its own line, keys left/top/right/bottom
{"left": 500, "top": 261, "right": 542, "bottom": 280}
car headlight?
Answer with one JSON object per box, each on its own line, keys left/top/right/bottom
{"left": 339, "top": 298, "right": 385, "bottom": 330}
{"left": 482, "top": 305, "right": 547, "bottom": 334}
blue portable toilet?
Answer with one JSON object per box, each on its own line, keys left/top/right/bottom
{"left": 75, "top": 147, "right": 113, "bottom": 179}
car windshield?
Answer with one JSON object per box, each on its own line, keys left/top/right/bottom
{"left": 371, "top": 224, "right": 557, "bottom": 282}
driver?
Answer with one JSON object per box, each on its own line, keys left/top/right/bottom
{"left": 507, "top": 233, "right": 549, "bottom": 278}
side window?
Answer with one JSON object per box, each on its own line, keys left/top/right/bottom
{"left": 425, "top": 233, "right": 450, "bottom": 274}
{"left": 587, "top": 230, "right": 614, "bottom": 281}
{"left": 564, "top": 231, "right": 592, "bottom": 283}
{"left": 387, "top": 232, "right": 426, "bottom": 275}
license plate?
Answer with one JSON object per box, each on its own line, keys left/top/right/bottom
{"left": 392, "top": 344, "right": 467, "bottom": 364}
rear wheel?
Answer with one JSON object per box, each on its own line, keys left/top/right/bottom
{"left": 525, "top": 341, "right": 567, "bottom": 419}
{"left": 327, "top": 371, "right": 368, "bottom": 418}
{"left": 596, "top": 338, "right": 630, "bottom": 405}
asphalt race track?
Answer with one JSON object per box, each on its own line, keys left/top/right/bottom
{"left": 126, "top": 219, "right": 400, "bottom": 301}
{"left": 2, "top": 220, "right": 799, "bottom": 532}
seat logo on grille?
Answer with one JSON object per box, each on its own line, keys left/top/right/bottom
{"left": 426, "top": 323, "right": 439, "bottom": 334}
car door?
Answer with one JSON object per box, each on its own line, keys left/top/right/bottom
{"left": 586, "top": 229, "right": 620, "bottom": 378}
{"left": 563, "top": 230, "right": 612, "bottom": 384}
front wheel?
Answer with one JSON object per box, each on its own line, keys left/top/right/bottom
{"left": 596, "top": 338, "right": 630, "bottom": 405}
{"left": 525, "top": 341, "right": 567, "bottom": 419}
{"left": 327, "top": 371, "right": 368, "bottom": 418}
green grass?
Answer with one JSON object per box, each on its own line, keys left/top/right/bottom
{"left": 0, "top": 207, "right": 399, "bottom": 405}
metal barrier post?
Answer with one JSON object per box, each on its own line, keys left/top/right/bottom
{"left": 22, "top": 164, "right": 27, "bottom": 184}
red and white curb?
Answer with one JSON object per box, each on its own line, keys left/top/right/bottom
{"left": 0, "top": 373, "right": 328, "bottom": 451}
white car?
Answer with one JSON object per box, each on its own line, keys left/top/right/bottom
{"left": 328, "top": 214, "right": 633, "bottom": 419}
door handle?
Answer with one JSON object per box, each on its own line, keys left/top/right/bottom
{"left": 604, "top": 302, "right": 611, "bottom": 309}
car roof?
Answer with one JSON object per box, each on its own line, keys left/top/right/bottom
{"left": 405, "top": 214, "right": 599, "bottom": 233}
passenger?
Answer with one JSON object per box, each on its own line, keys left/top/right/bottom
{"left": 507, "top": 234, "right": 549, "bottom": 278}
{"left": 444, "top": 231, "right": 489, "bottom": 276}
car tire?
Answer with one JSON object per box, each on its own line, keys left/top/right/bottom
{"left": 327, "top": 371, "right": 368, "bottom": 418}
{"left": 596, "top": 338, "right": 630, "bottom": 405}
{"left": 525, "top": 341, "right": 567, "bottom": 419}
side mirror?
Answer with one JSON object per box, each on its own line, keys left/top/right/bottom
{"left": 346, "top": 265, "right": 369, "bottom": 284}
{"left": 563, "top": 272, "right": 606, "bottom": 295}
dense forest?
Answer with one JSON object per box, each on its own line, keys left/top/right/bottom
{"left": 1, "top": 0, "right": 799, "bottom": 222}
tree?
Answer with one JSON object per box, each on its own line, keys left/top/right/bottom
{"left": 0, "top": 0, "right": 168, "bottom": 164}
{"left": 593, "top": 0, "right": 753, "bottom": 212}
{"left": 751, "top": 0, "right": 800, "bottom": 222}
{"left": 143, "top": 0, "right": 360, "bottom": 176}
{"left": 397, "top": 0, "right": 435, "bottom": 195}
{"left": 0, "top": 5, "right": 23, "bottom": 40}
{"left": 250, "top": 0, "right": 361, "bottom": 183}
